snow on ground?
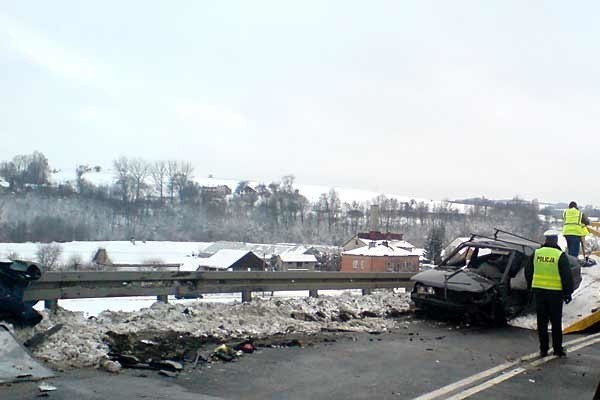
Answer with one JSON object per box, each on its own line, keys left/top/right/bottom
{"left": 32, "top": 290, "right": 371, "bottom": 317}
{"left": 509, "top": 259, "right": 600, "bottom": 330}
{"left": 12, "top": 291, "right": 411, "bottom": 369}
{"left": 0, "top": 241, "right": 214, "bottom": 267}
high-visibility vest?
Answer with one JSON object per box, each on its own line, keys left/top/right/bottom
{"left": 532, "top": 247, "right": 563, "bottom": 291}
{"left": 563, "top": 208, "right": 584, "bottom": 236}
{"left": 582, "top": 225, "right": 590, "bottom": 236}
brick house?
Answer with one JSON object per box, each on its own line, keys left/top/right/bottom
{"left": 340, "top": 242, "right": 419, "bottom": 273}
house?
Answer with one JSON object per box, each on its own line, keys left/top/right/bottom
{"left": 342, "top": 231, "right": 409, "bottom": 252}
{"left": 92, "top": 248, "right": 180, "bottom": 271}
{"left": 275, "top": 253, "right": 317, "bottom": 271}
{"left": 340, "top": 241, "right": 419, "bottom": 273}
{"left": 196, "top": 249, "right": 265, "bottom": 271}
{"left": 200, "top": 185, "right": 232, "bottom": 197}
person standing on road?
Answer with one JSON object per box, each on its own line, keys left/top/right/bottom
{"left": 562, "top": 201, "right": 590, "bottom": 257}
{"left": 525, "top": 230, "right": 574, "bottom": 357}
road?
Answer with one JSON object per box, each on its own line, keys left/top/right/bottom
{"left": 1, "top": 317, "right": 598, "bottom": 399}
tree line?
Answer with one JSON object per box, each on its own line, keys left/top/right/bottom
{"left": 0, "top": 152, "right": 551, "bottom": 250}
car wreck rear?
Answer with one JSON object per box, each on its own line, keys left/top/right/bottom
{"left": 411, "top": 231, "right": 582, "bottom": 323}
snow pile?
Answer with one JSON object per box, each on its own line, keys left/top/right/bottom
{"left": 16, "top": 291, "right": 410, "bottom": 369}
{"left": 509, "top": 260, "right": 600, "bottom": 330}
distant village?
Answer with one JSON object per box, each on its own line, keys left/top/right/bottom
{"left": 0, "top": 231, "right": 425, "bottom": 274}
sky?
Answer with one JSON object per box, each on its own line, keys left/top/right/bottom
{"left": 2, "top": 1, "right": 600, "bottom": 205}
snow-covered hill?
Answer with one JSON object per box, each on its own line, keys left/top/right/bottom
{"left": 51, "top": 168, "right": 472, "bottom": 213}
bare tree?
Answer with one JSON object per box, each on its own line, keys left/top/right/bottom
{"left": 166, "top": 160, "right": 179, "bottom": 203}
{"left": 150, "top": 160, "right": 168, "bottom": 204}
{"left": 129, "top": 158, "right": 150, "bottom": 202}
{"left": 113, "top": 156, "right": 132, "bottom": 203}
{"left": 36, "top": 243, "right": 63, "bottom": 271}
{"left": 174, "top": 161, "right": 195, "bottom": 202}
{"left": 76, "top": 165, "right": 92, "bottom": 193}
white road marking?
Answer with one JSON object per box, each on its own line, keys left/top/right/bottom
{"left": 412, "top": 331, "right": 600, "bottom": 400}
{"left": 448, "top": 335, "right": 600, "bottom": 400}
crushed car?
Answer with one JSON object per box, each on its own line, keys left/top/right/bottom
{"left": 411, "top": 230, "right": 582, "bottom": 324}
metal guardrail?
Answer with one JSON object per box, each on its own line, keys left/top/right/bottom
{"left": 23, "top": 271, "right": 416, "bottom": 310}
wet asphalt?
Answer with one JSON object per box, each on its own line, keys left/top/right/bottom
{"left": 1, "top": 317, "right": 598, "bottom": 400}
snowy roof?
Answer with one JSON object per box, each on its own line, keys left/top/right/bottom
{"left": 279, "top": 254, "right": 317, "bottom": 263}
{"left": 342, "top": 244, "right": 414, "bottom": 257}
{"left": 358, "top": 239, "right": 415, "bottom": 249}
{"left": 200, "top": 241, "right": 332, "bottom": 259}
{"left": 198, "top": 249, "right": 255, "bottom": 270}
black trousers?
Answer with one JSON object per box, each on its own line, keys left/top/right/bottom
{"left": 534, "top": 289, "right": 564, "bottom": 353}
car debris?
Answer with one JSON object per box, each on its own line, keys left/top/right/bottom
{"left": 411, "top": 229, "right": 582, "bottom": 324}
{"left": 158, "top": 369, "right": 178, "bottom": 378}
{"left": 24, "top": 324, "right": 63, "bottom": 349}
{"left": 38, "top": 383, "right": 57, "bottom": 392}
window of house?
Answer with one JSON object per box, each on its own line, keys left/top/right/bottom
{"left": 353, "top": 260, "right": 359, "bottom": 269}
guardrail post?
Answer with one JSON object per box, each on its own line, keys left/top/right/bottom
{"left": 44, "top": 299, "right": 58, "bottom": 313}
{"left": 157, "top": 295, "right": 168, "bottom": 303}
{"left": 241, "top": 289, "right": 252, "bottom": 303}
{"left": 309, "top": 289, "right": 318, "bottom": 298}
{"left": 362, "top": 288, "right": 372, "bottom": 296}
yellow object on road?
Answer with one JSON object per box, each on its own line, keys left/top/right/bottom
{"left": 563, "top": 309, "right": 600, "bottom": 334}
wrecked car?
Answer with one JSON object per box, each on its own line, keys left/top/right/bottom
{"left": 411, "top": 230, "right": 582, "bottom": 323}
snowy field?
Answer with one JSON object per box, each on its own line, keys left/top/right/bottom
{"left": 0, "top": 240, "right": 214, "bottom": 270}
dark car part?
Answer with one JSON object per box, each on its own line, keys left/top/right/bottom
{"left": 0, "top": 260, "right": 43, "bottom": 327}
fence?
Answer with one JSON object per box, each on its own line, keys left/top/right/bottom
{"left": 23, "top": 271, "right": 416, "bottom": 311}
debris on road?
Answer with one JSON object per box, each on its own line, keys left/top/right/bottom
{"left": 100, "top": 359, "right": 121, "bottom": 373}
{"left": 38, "top": 383, "right": 57, "bottom": 392}
{"left": 158, "top": 369, "right": 178, "bottom": 378}
{"left": 12, "top": 291, "right": 411, "bottom": 370}
{"left": 24, "top": 324, "right": 63, "bottom": 349}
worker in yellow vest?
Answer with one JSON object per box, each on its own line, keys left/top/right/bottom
{"left": 562, "top": 201, "right": 589, "bottom": 257}
{"left": 525, "top": 230, "right": 574, "bottom": 357}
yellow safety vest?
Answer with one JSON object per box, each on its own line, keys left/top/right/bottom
{"left": 563, "top": 208, "right": 584, "bottom": 236}
{"left": 532, "top": 247, "right": 563, "bottom": 291}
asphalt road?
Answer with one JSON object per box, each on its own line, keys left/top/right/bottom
{"left": 1, "top": 317, "right": 598, "bottom": 400}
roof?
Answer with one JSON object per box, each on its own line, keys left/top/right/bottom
{"left": 200, "top": 241, "right": 335, "bottom": 259}
{"left": 346, "top": 237, "right": 415, "bottom": 249}
{"left": 279, "top": 254, "right": 317, "bottom": 263}
{"left": 342, "top": 244, "right": 415, "bottom": 257}
{"left": 460, "top": 236, "right": 540, "bottom": 254}
{"left": 198, "top": 249, "right": 256, "bottom": 270}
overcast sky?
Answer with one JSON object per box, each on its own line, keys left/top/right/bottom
{"left": 2, "top": 1, "right": 599, "bottom": 204}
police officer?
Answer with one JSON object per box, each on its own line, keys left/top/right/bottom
{"left": 525, "top": 230, "right": 574, "bottom": 357}
{"left": 562, "top": 201, "right": 590, "bottom": 257}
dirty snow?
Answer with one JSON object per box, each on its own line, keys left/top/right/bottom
{"left": 509, "top": 259, "right": 600, "bottom": 331}
{"left": 12, "top": 291, "right": 411, "bottom": 370}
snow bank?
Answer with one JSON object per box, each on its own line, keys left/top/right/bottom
{"left": 13, "top": 291, "right": 411, "bottom": 369}
{"left": 509, "top": 260, "right": 600, "bottom": 330}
